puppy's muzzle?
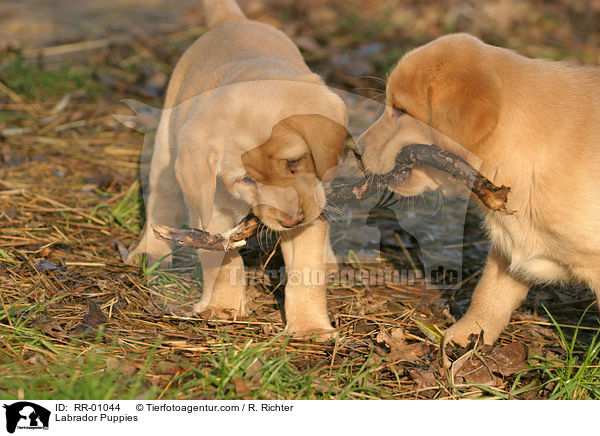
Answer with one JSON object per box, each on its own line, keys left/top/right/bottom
{"left": 280, "top": 212, "right": 304, "bottom": 228}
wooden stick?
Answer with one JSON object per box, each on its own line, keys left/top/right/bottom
{"left": 386, "top": 143, "right": 510, "bottom": 212}
{"left": 152, "top": 214, "right": 259, "bottom": 251}
{"left": 152, "top": 143, "right": 510, "bottom": 251}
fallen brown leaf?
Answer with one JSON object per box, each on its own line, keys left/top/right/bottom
{"left": 452, "top": 343, "right": 528, "bottom": 386}
{"left": 69, "top": 300, "right": 108, "bottom": 337}
{"left": 232, "top": 377, "right": 252, "bottom": 397}
{"left": 245, "top": 359, "right": 264, "bottom": 384}
{"left": 376, "top": 327, "right": 429, "bottom": 361}
{"left": 486, "top": 342, "right": 528, "bottom": 377}
{"left": 454, "top": 353, "right": 496, "bottom": 386}
{"left": 38, "top": 314, "right": 65, "bottom": 339}
{"left": 106, "top": 357, "right": 138, "bottom": 376}
{"left": 408, "top": 368, "right": 438, "bottom": 390}
{"left": 155, "top": 360, "right": 186, "bottom": 376}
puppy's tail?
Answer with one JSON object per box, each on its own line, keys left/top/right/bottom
{"left": 201, "top": 0, "right": 246, "bottom": 28}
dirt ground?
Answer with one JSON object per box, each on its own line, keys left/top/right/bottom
{"left": 1, "top": 0, "right": 600, "bottom": 399}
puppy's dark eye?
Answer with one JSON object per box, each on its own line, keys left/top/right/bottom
{"left": 240, "top": 176, "right": 255, "bottom": 184}
{"left": 287, "top": 158, "right": 303, "bottom": 174}
{"left": 392, "top": 106, "right": 406, "bottom": 117}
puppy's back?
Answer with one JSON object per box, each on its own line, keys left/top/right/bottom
{"left": 165, "top": 21, "right": 318, "bottom": 110}
{"left": 165, "top": 1, "right": 322, "bottom": 112}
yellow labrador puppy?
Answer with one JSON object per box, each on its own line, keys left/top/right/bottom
{"left": 128, "top": 0, "right": 347, "bottom": 338}
{"left": 360, "top": 33, "right": 600, "bottom": 346}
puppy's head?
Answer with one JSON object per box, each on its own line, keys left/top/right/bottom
{"left": 236, "top": 114, "right": 346, "bottom": 231}
{"left": 360, "top": 33, "right": 500, "bottom": 196}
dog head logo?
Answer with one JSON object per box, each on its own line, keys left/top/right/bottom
{"left": 3, "top": 402, "right": 50, "bottom": 434}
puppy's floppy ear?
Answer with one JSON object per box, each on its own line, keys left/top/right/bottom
{"left": 241, "top": 146, "right": 270, "bottom": 184}
{"left": 429, "top": 72, "right": 500, "bottom": 150}
{"left": 175, "top": 146, "right": 217, "bottom": 230}
{"left": 285, "top": 114, "right": 347, "bottom": 182}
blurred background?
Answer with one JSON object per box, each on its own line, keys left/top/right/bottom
{"left": 2, "top": 0, "right": 599, "bottom": 97}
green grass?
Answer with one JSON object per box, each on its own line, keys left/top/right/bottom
{"left": 0, "top": 54, "right": 106, "bottom": 99}
{"left": 0, "top": 287, "right": 392, "bottom": 400}
{"left": 0, "top": 248, "right": 16, "bottom": 262}
{"left": 136, "top": 252, "right": 203, "bottom": 304}
{"left": 0, "top": 296, "right": 156, "bottom": 400}
{"left": 471, "top": 307, "right": 600, "bottom": 400}
{"left": 92, "top": 182, "right": 144, "bottom": 233}
{"left": 0, "top": 322, "right": 394, "bottom": 400}
{"left": 167, "top": 332, "right": 393, "bottom": 400}
{"left": 525, "top": 308, "right": 600, "bottom": 399}
{"left": 166, "top": 333, "right": 311, "bottom": 399}
{"left": 1, "top": 264, "right": 396, "bottom": 400}
{"left": 3, "top": 279, "right": 598, "bottom": 400}
{"left": 0, "top": 327, "right": 158, "bottom": 400}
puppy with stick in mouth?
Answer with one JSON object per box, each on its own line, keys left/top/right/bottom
{"left": 360, "top": 33, "right": 600, "bottom": 347}
{"left": 127, "top": 0, "right": 347, "bottom": 338}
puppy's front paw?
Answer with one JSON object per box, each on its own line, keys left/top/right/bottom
{"left": 443, "top": 315, "right": 502, "bottom": 348}
{"left": 284, "top": 323, "right": 336, "bottom": 341}
{"left": 443, "top": 318, "right": 483, "bottom": 348}
{"left": 193, "top": 300, "right": 247, "bottom": 320}
{"left": 198, "top": 307, "right": 243, "bottom": 320}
